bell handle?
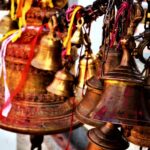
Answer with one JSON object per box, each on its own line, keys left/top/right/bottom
{"left": 48, "top": 16, "right": 58, "bottom": 38}
{"left": 120, "top": 38, "right": 131, "bottom": 66}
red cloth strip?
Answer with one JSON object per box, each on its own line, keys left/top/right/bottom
{"left": 0, "top": 26, "right": 44, "bottom": 116}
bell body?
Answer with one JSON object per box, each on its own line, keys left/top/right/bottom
{"left": 0, "top": 29, "right": 79, "bottom": 135}
{"left": 46, "top": 68, "right": 74, "bottom": 97}
{"left": 91, "top": 78, "right": 147, "bottom": 126}
{"left": 123, "top": 68, "right": 150, "bottom": 147}
{"left": 89, "top": 36, "right": 150, "bottom": 127}
{"left": 76, "top": 77, "right": 103, "bottom": 126}
{"left": 77, "top": 50, "right": 96, "bottom": 88}
{"left": 31, "top": 34, "right": 62, "bottom": 72}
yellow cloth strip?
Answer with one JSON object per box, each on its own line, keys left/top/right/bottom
{"left": 49, "top": 0, "right": 54, "bottom": 8}
{"left": 22, "top": 0, "right": 32, "bottom": 26}
{"left": 11, "top": 0, "right": 32, "bottom": 42}
{"left": 11, "top": 0, "right": 16, "bottom": 20}
{"left": 63, "top": 6, "right": 82, "bottom": 55}
{"left": 0, "top": 30, "right": 17, "bottom": 42}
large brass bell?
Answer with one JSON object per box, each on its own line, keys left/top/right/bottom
{"left": 0, "top": 20, "right": 78, "bottom": 134}
{"left": 123, "top": 65, "right": 150, "bottom": 147}
{"left": 90, "top": 36, "right": 150, "bottom": 126}
{"left": 46, "top": 67, "right": 74, "bottom": 97}
{"left": 31, "top": 18, "right": 62, "bottom": 72}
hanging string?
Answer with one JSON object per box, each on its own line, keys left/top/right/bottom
{"left": 63, "top": 6, "right": 82, "bottom": 55}
{"left": 110, "top": 1, "right": 129, "bottom": 48}
{"left": 66, "top": 4, "right": 78, "bottom": 22}
{"left": 140, "top": 147, "right": 143, "bottom": 150}
{"left": 0, "top": 25, "right": 44, "bottom": 117}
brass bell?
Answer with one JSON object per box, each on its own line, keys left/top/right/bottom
{"left": 123, "top": 66, "right": 150, "bottom": 147}
{"left": 76, "top": 50, "right": 96, "bottom": 89}
{"left": 76, "top": 76, "right": 103, "bottom": 126}
{"left": 90, "top": 36, "right": 150, "bottom": 127}
{"left": 0, "top": 26, "right": 79, "bottom": 135}
{"left": 46, "top": 67, "right": 75, "bottom": 97}
{"left": 75, "top": 49, "right": 96, "bottom": 101}
{"left": 31, "top": 17, "right": 62, "bottom": 72}
{"left": 88, "top": 123, "right": 129, "bottom": 150}
{"left": 31, "top": 33, "right": 62, "bottom": 72}
{"left": 71, "top": 18, "right": 84, "bottom": 46}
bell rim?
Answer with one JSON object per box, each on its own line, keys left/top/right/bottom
{"left": 0, "top": 114, "right": 82, "bottom": 135}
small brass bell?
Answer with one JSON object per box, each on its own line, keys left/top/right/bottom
{"left": 31, "top": 18, "right": 62, "bottom": 72}
{"left": 46, "top": 67, "right": 75, "bottom": 97}
{"left": 71, "top": 18, "right": 84, "bottom": 46}
{"left": 76, "top": 50, "right": 96, "bottom": 89}
{"left": 88, "top": 123, "right": 129, "bottom": 150}
{"left": 75, "top": 49, "right": 96, "bottom": 102}
{"left": 31, "top": 34, "right": 62, "bottom": 72}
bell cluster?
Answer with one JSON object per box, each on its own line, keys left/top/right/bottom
{"left": 0, "top": 0, "right": 150, "bottom": 149}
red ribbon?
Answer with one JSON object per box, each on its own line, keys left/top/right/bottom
{"left": 110, "top": 1, "right": 130, "bottom": 48}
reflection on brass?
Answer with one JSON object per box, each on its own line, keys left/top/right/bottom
{"left": 54, "top": 0, "right": 68, "bottom": 8}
